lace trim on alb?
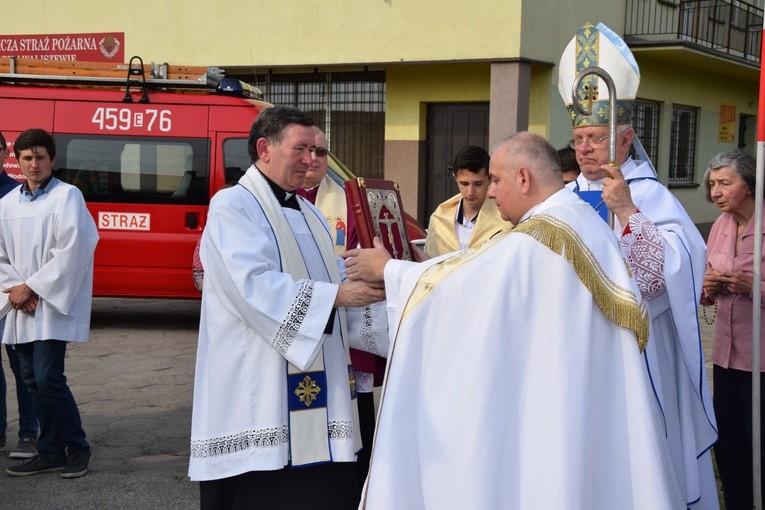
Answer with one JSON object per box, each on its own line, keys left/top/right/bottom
{"left": 354, "top": 370, "right": 374, "bottom": 393}
{"left": 190, "top": 425, "right": 289, "bottom": 458}
{"left": 621, "top": 212, "right": 665, "bottom": 299}
{"left": 328, "top": 420, "right": 354, "bottom": 440}
{"left": 273, "top": 281, "right": 314, "bottom": 354}
{"left": 358, "top": 305, "right": 383, "bottom": 356}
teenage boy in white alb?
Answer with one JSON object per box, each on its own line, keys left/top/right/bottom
{"left": 1, "top": 128, "right": 98, "bottom": 479}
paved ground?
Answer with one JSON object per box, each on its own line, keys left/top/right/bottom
{"left": 0, "top": 298, "right": 201, "bottom": 509}
{"left": 0, "top": 297, "right": 720, "bottom": 509}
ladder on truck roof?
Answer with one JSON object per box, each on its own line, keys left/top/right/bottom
{"left": 0, "top": 55, "right": 262, "bottom": 102}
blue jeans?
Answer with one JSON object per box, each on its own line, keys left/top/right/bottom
{"left": 0, "top": 345, "right": 38, "bottom": 439}
{"left": 15, "top": 340, "right": 89, "bottom": 460}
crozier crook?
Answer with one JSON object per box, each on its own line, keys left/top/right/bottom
{"left": 571, "top": 65, "right": 617, "bottom": 226}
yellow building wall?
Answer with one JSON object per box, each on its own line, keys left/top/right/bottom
{"left": 0, "top": 1, "right": 522, "bottom": 66}
{"left": 385, "top": 63, "right": 491, "bottom": 142}
{"left": 638, "top": 59, "right": 757, "bottom": 117}
{"left": 528, "top": 64, "right": 553, "bottom": 139}
{"left": 520, "top": 1, "right": 625, "bottom": 64}
{"left": 635, "top": 56, "right": 757, "bottom": 224}
{"left": 383, "top": 63, "right": 491, "bottom": 216}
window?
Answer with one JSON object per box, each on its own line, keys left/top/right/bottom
{"left": 669, "top": 105, "right": 698, "bottom": 182}
{"left": 241, "top": 70, "right": 386, "bottom": 179}
{"left": 222, "top": 138, "right": 250, "bottom": 184}
{"left": 54, "top": 135, "right": 209, "bottom": 205}
{"left": 632, "top": 99, "right": 661, "bottom": 163}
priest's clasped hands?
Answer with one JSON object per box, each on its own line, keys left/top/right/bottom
{"left": 333, "top": 237, "right": 390, "bottom": 308}
{"left": 341, "top": 237, "right": 431, "bottom": 308}
{"left": 343, "top": 237, "right": 390, "bottom": 285}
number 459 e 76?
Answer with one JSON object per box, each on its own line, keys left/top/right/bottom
{"left": 91, "top": 107, "right": 172, "bottom": 133}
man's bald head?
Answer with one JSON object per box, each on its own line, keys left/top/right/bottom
{"left": 487, "top": 132, "right": 563, "bottom": 224}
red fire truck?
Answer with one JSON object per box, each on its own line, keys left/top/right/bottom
{"left": 0, "top": 57, "right": 424, "bottom": 299}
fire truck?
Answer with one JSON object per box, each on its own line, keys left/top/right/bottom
{"left": 0, "top": 56, "right": 424, "bottom": 299}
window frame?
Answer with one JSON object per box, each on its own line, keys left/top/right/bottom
{"left": 245, "top": 70, "right": 387, "bottom": 180}
{"left": 632, "top": 99, "right": 662, "bottom": 164}
{"left": 668, "top": 104, "right": 699, "bottom": 184}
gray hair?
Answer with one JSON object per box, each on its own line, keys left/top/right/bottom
{"left": 498, "top": 132, "right": 561, "bottom": 176}
{"left": 702, "top": 148, "right": 757, "bottom": 202}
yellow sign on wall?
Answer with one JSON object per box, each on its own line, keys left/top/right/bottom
{"left": 719, "top": 104, "right": 736, "bottom": 143}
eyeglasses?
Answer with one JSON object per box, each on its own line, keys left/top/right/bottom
{"left": 569, "top": 135, "right": 609, "bottom": 150}
{"left": 311, "top": 147, "right": 329, "bottom": 157}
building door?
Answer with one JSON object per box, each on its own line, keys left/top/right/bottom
{"left": 739, "top": 113, "right": 756, "bottom": 150}
{"left": 425, "top": 102, "right": 489, "bottom": 226}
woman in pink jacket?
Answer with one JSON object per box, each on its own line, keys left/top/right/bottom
{"left": 701, "top": 148, "right": 763, "bottom": 510}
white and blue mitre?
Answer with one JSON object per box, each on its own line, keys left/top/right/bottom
{"left": 558, "top": 22, "right": 640, "bottom": 128}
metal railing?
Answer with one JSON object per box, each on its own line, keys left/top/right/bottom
{"left": 625, "top": 0, "right": 763, "bottom": 64}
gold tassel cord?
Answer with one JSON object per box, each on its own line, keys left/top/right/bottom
{"left": 399, "top": 215, "right": 649, "bottom": 352}
{"left": 513, "top": 215, "right": 649, "bottom": 351}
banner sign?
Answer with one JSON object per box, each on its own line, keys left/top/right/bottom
{"left": 0, "top": 32, "right": 124, "bottom": 62}
{"left": 719, "top": 104, "right": 737, "bottom": 143}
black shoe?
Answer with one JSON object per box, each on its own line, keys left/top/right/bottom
{"left": 6, "top": 455, "right": 66, "bottom": 477}
{"left": 9, "top": 436, "right": 38, "bottom": 459}
{"left": 61, "top": 449, "right": 91, "bottom": 479}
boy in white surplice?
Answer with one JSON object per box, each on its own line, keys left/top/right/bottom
{"left": 0, "top": 129, "right": 98, "bottom": 479}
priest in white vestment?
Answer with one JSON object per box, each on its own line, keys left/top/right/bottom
{"left": 189, "top": 106, "right": 389, "bottom": 510}
{"left": 346, "top": 132, "right": 684, "bottom": 509}
{"left": 559, "top": 23, "right": 718, "bottom": 509}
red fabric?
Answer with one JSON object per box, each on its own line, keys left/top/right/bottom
{"left": 620, "top": 209, "right": 641, "bottom": 236}
{"left": 350, "top": 348, "right": 378, "bottom": 372}
{"left": 296, "top": 186, "right": 318, "bottom": 203}
{"left": 192, "top": 237, "right": 203, "bottom": 271}
{"left": 300, "top": 182, "right": 383, "bottom": 383}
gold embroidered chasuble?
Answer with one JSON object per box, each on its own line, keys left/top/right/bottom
{"left": 362, "top": 189, "right": 682, "bottom": 509}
